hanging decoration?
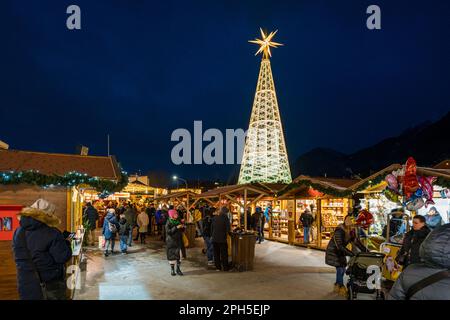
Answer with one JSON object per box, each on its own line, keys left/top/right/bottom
{"left": 0, "top": 170, "right": 128, "bottom": 194}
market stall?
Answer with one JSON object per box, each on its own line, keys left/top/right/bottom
{"left": 278, "top": 176, "right": 358, "bottom": 250}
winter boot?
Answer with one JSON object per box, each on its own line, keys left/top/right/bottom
{"left": 338, "top": 285, "right": 348, "bottom": 297}
{"left": 170, "top": 264, "right": 176, "bottom": 276}
{"left": 333, "top": 283, "right": 340, "bottom": 293}
{"left": 176, "top": 262, "right": 183, "bottom": 276}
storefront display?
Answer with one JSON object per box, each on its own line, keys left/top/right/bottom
{"left": 320, "top": 198, "right": 349, "bottom": 247}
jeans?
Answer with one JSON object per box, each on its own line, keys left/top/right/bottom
{"left": 128, "top": 230, "right": 133, "bottom": 246}
{"left": 256, "top": 226, "right": 264, "bottom": 243}
{"left": 213, "top": 242, "right": 229, "bottom": 271}
{"left": 336, "top": 267, "right": 345, "bottom": 286}
{"left": 120, "top": 235, "right": 128, "bottom": 252}
{"left": 139, "top": 232, "right": 146, "bottom": 244}
{"left": 303, "top": 226, "right": 310, "bottom": 244}
{"left": 105, "top": 238, "right": 115, "bottom": 253}
{"left": 203, "top": 236, "right": 214, "bottom": 261}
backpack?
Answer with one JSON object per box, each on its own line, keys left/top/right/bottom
{"left": 108, "top": 221, "right": 117, "bottom": 233}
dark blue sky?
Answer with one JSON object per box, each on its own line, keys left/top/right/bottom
{"left": 1, "top": 0, "right": 449, "bottom": 182}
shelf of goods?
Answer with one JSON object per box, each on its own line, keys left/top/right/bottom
{"left": 320, "top": 199, "right": 348, "bottom": 239}
{"left": 271, "top": 210, "right": 281, "bottom": 237}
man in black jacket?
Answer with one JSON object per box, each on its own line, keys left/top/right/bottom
{"left": 211, "top": 206, "right": 231, "bottom": 271}
{"left": 300, "top": 208, "right": 314, "bottom": 244}
{"left": 396, "top": 215, "right": 430, "bottom": 268}
{"left": 83, "top": 202, "right": 98, "bottom": 246}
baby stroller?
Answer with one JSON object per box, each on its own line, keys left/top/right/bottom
{"left": 346, "top": 252, "right": 385, "bottom": 300}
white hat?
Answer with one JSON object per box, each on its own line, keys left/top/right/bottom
{"left": 107, "top": 208, "right": 116, "bottom": 214}
{"left": 30, "top": 198, "right": 56, "bottom": 215}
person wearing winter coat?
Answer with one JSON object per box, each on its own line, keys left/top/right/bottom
{"left": 12, "top": 199, "right": 72, "bottom": 300}
{"left": 137, "top": 209, "right": 150, "bottom": 244}
{"left": 388, "top": 223, "right": 450, "bottom": 300}
{"left": 118, "top": 214, "right": 131, "bottom": 254}
{"left": 300, "top": 208, "right": 314, "bottom": 244}
{"left": 83, "top": 202, "right": 98, "bottom": 246}
{"left": 254, "top": 207, "right": 265, "bottom": 244}
{"left": 102, "top": 208, "right": 120, "bottom": 256}
{"left": 202, "top": 209, "right": 214, "bottom": 265}
{"left": 396, "top": 215, "right": 431, "bottom": 268}
{"left": 166, "top": 209, "right": 185, "bottom": 276}
{"left": 211, "top": 206, "right": 231, "bottom": 271}
{"left": 145, "top": 204, "right": 156, "bottom": 235}
{"left": 424, "top": 207, "right": 444, "bottom": 230}
{"left": 325, "top": 215, "right": 368, "bottom": 296}
{"left": 123, "top": 205, "right": 137, "bottom": 246}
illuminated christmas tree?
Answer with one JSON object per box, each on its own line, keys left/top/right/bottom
{"left": 238, "top": 29, "right": 292, "bottom": 184}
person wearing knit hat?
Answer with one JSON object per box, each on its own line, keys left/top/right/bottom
{"left": 165, "top": 209, "right": 185, "bottom": 276}
{"left": 12, "top": 199, "right": 72, "bottom": 300}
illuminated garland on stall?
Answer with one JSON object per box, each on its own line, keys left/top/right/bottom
{"left": 279, "top": 179, "right": 353, "bottom": 198}
{"left": 0, "top": 170, "right": 129, "bottom": 193}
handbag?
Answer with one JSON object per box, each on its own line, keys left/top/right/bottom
{"left": 182, "top": 232, "right": 189, "bottom": 248}
{"left": 20, "top": 230, "right": 48, "bottom": 300}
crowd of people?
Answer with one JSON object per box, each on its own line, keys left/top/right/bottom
{"left": 324, "top": 210, "right": 450, "bottom": 299}
{"left": 10, "top": 196, "right": 449, "bottom": 300}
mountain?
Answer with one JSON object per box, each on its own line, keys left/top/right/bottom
{"left": 292, "top": 112, "right": 450, "bottom": 178}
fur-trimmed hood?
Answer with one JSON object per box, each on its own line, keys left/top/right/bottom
{"left": 18, "top": 207, "right": 61, "bottom": 228}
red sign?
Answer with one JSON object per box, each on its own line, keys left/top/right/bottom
{"left": 0, "top": 205, "right": 22, "bottom": 241}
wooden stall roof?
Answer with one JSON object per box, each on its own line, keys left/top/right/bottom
{"left": 154, "top": 191, "right": 199, "bottom": 201}
{"left": 434, "top": 159, "right": 450, "bottom": 170}
{"left": 279, "top": 175, "right": 360, "bottom": 198}
{"left": 194, "top": 183, "right": 270, "bottom": 199}
{"left": 0, "top": 149, "right": 120, "bottom": 180}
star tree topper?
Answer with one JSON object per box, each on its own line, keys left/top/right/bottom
{"left": 249, "top": 28, "right": 283, "bottom": 59}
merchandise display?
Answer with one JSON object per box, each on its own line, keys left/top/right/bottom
{"left": 320, "top": 198, "right": 349, "bottom": 241}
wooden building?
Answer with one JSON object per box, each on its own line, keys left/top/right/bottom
{"left": 0, "top": 149, "right": 123, "bottom": 299}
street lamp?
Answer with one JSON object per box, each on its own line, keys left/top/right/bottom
{"left": 173, "top": 175, "right": 188, "bottom": 189}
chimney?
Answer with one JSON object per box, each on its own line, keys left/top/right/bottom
{"left": 0, "top": 140, "right": 9, "bottom": 150}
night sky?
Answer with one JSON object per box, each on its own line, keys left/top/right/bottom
{"left": 2, "top": 0, "right": 449, "bottom": 182}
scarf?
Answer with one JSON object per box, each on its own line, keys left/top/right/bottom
{"left": 169, "top": 218, "right": 180, "bottom": 226}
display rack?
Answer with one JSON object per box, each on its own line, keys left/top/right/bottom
{"left": 271, "top": 210, "right": 281, "bottom": 237}
{"left": 320, "top": 198, "right": 348, "bottom": 240}
{"left": 280, "top": 209, "right": 288, "bottom": 235}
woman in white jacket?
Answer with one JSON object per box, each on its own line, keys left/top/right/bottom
{"left": 137, "top": 209, "right": 150, "bottom": 244}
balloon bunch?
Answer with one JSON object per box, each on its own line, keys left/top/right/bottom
{"left": 354, "top": 209, "right": 374, "bottom": 230}
{"left": 384, "top": 157, "right": 436, "bottom": 211}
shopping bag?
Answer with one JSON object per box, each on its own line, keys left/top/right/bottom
{"left": 98, "top": 236, "right": 105, "bottom": 249}
{"left": 182, "top": 232, "right": 189, "bottom": 248}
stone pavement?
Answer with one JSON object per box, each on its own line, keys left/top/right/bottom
{"left": 74, "top": 237, "right": 360, "bottom": 300}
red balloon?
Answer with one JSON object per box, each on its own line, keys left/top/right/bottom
{"left": 355, "top": 209, "right": 374, "bottom": 229}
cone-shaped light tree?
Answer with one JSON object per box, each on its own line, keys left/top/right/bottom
{"left": 238, "top": 29, "right": 292, "bottom": 184}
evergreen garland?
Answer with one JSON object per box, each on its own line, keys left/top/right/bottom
{"left": 0, "top": 169, "right": 128, "bottom": 193}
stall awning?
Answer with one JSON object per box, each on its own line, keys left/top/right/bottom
{"left": 154, "top": 191, "right": 198, "bottom": 201}
{"left": 194, "top": 184, "right": 270, "bottom": 199}
{"left": 279, "top": 175, "right": 359, "bottom": 199}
